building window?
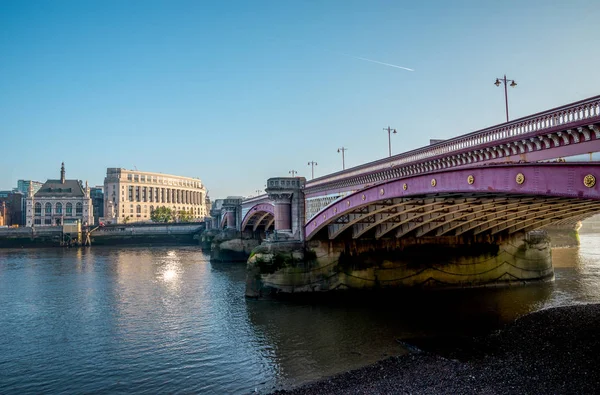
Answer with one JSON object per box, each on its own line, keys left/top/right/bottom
{"left": 66, "top": 203, "right": 72, "bottom": 216}
{"left": 127, "top": 174, "right": 132, "bottom": 181}
{"left": 141, "top": 175, "right": 146, "bottom": 182}
{"left": 45, "top": 203, "right": 52, "bottom": 215}
{"left": 128, "top": 186, "right": 133, "bottom": 201}
{"left": 34, "top": 218, "right": 41, "bottom": 225}
{"left": 56, "top": 202, "right": 62, "bottom": 215}
{"left": 76, "top": 203, "right": 83, "bottom": 215}
{"left": 136, "top": 205, "right": 141, "bottom": 214}
{"left": 150, "top": 205, "right": 154, "bottom": 213}
{"left": 134, "top": 175, "right": 139, "bottom": 182}
{"left": 44, "top": 218, "right": 52, "bottom": 225}
{"left": 35, "top": 203, "right": 41, "bottom": 216}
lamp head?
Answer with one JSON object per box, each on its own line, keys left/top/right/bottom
{"left": 337, "top": 148, "right": 341, "bottom": 153}
{"left": 494, "top": 78, "right": 501, "bottom": 87}
{"left": 510, "top": 80, "right": 517, "bottom": 87}
{"left": 393, "top": 129, "right": 397, "bottom": 134}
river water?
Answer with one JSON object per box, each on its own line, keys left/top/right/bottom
{"left": 1, "top": 234, "right": 600, "bottom": 394}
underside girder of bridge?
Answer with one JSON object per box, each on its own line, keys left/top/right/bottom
{"left": 305, "top": 163, "right": 600, "bottom": 241}
{"left": 321, "top": 193, "right": 600, "bottom": 240}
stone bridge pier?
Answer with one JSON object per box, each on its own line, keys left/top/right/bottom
{"left": 246, "top": 231, "right": 554, "bottom": 297}
{"left": 265, "top": 177, "right": 306, "bottom": 241}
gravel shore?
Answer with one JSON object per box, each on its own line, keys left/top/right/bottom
{"left": 273, "top": 303, "right": 600, "bottom": 394}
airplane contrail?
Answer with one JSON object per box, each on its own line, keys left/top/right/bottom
{"left": 347, "top": 54, "right": 414, "bottom": 72}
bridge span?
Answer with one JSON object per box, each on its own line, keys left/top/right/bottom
{"left": 208, "top": 95, "right": 600, "bottom": 296}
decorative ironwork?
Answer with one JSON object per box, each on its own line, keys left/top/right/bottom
{"left": 431, "top": 178, "right": 437, "bottom": 187}
{"left": 516, "top": 173, "right": 525, "bottom": 184}
{"left": 380, "top": 188, "right": 385, "bottom": 195}
{"left": 362, "top": 194, "right": 366, "bottom": 201}
{"left": 403, "top": 183, "right": 408, "bottom": 190}
{"left": 467, "top": 175, "right": 474, "bottom": 185}
{"left": 584, "top": 174, "right": 596, "bottom": 188}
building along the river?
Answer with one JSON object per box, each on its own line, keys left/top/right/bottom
{"left": 103, "top": 168, "right": 208, "bottom": 224}
{"left": 25, "top": 163, "right": 94, "bottom": 227}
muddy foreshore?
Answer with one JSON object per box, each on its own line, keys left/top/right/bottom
{"left": 273, "top": 303, "right": 600, "bottom": 394}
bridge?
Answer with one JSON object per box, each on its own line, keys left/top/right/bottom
{"left": 209, "top": 95, "right": 600, "bottom": 295}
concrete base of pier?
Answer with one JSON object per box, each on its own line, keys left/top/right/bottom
{"left": 209, "top": 228, "right": 261, "bottom": 262}
{"left": 245, "top": 231, "right": 553, "bottom": 297}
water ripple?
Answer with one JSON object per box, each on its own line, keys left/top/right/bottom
{"left": 1, "top": 238, "right": 600, "bottom": 393}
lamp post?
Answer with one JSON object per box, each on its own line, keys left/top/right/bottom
{"left": 255, "top": 189, "right": 262, "bottom": 195}
{"left": 289, "top": 170, "right": 298, "bottom": 177}
{"left": 337, "top": 147, "right": 348, "bottom": 170}
{"left": 307, "top": 161, "right": 318, "bottom": 180}
{"left": 383, "top": 126, "right": 397, "bottom": 157}
{"left": 494, "top": 75, "right": 517, "bottom": 122}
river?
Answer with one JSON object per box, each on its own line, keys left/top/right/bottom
{"left": 1, "top": 234, "right": 600, "bottom": 394}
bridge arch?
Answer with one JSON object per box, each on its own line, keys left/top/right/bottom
{"left": 241, "top": 203, "right": 275, "bottom": 232}
{"left": 305, "top": 163, "right": 600, "bottom": 241}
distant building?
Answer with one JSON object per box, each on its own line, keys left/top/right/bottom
{"left": 0, "top": 191, "right": 24, "bottom": 226}
{"left": 26, "top": 163, "right": 94, "bottom": 227}
{"left": 103, "top": 168, "right": 208, "bottom": 224}
{"left": 14, "top": 180, "right": 43, "bottom": 197}
{"left": 90, "top": 186, "right": 104, "bottom": 225}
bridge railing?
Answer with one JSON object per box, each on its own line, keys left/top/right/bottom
{"left": 307, "top": 95, "right": 600, "bottom": 188}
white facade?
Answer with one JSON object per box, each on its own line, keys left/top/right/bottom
{"left": 103, "top": 168, "right": 208, "bottom": 224}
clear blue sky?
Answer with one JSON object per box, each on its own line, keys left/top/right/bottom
{"left": 1, "top": 0, "right": 599, "bottom": 199}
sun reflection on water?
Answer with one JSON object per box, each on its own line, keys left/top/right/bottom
{"left": 159, "top": 250, "right": 182, "bottom": 286}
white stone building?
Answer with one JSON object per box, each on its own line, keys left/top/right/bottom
{"left": 103, "top": 168, "right": 208, "bottom": 224}
{"left": 26, "top": 163, "right": 94, "bottom": 227}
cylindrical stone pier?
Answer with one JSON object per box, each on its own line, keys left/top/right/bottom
{"left": 274, "top": 202, "right": 291, "bottom": 231}
{"left": 225, "top": 210, "right": 236, "bottom": 229}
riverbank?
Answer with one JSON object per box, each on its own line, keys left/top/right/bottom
{"left": 274, "top": 303, "right": 600, "bottom": 394}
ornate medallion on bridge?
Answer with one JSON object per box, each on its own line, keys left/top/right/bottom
{"left": 516, "top": 173, "right": 525, "bottom": 185}
{"left": 467, "top": 175, "right": 474, "bottom": 185}
{"left": 380, "top": 188, "right": 385, "bottom": 196}
{"left": 347, "top": 200, "right": 351, "bottom": 206}
{"left": 431, "top": 178, "right": 437, "bottom": 187}
{"left": 403, "top": 183, "right": 407, "bottom": 190}
{"left": 584, "top": 174, "right": 596, "bottom": 188}
{"left": 362, "top": 194, "right": 366, "bottom": 201}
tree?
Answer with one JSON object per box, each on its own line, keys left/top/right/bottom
{"left": 151, "top": 206, "right": 174, "bottom": 223}
{"left": 178, "top": 210, "right": 193, "bottom": 222}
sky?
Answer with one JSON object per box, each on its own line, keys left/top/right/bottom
{"left": 1, "top": 0, "right": 599, "bottom": 199}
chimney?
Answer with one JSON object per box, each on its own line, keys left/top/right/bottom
{"left": 60, "top": 162, "right": 66, "bottom": 184}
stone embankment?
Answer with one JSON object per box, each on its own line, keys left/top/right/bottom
{"left": 274, "top": 303, "right": 600, "bottom": 394}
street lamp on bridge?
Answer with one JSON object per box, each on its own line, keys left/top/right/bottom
{"left": 289, "top": 170, "right": 298, "bottom": 177}
{"left": 383, "top": 126, "right": 397, "bottom": 157}
{"left": 337, "top": 147, "right": 348, "bottom": 170}
{"left": 307, "top": 161, "right": 318, "bottom": 180}
{"left": 494, "top": 75, "right": 517, "bottom": 122}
